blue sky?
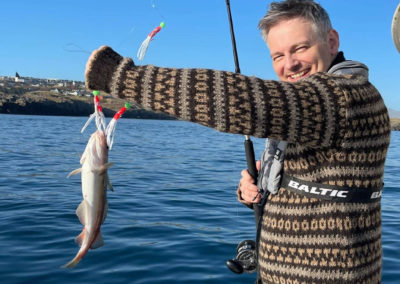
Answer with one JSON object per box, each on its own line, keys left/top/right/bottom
{"left": 1, "top": 0, "right": 399, "bottom": 109}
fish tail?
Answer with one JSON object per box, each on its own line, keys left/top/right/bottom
{"left": 62, "top": 245, "right": 87, "bottom": 268}
{"left": 62, "top": 253, "right": 83, "bottom": 268}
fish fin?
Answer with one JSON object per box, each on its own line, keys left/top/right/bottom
{"left": 102, "top": 162, "right": 114, "bottom": 172}
{"left": 94, "top": 162, "right": 114, "bottom": 175}
{"left": 105, "top": 173, "right": 114, "bottom": 191}
{"left": 62, "top": 256, "right": 81, "bottom": 269}
{"left": 74, "top": 227, "right": 86, "bottom": 247}
{"left": 80, "top": 152, "right": 87, "bottom": 165}
{"left": 105, "top": 162, "right": 114, "bottom": 169}
{"left": 76, "top": 200, "right": 86, "bottom": 226}
{"left": 90, "top": 232, "right": 104, "bottom": 249}
{"left": 67, "top": 168, "right": 82, "bottom": 178}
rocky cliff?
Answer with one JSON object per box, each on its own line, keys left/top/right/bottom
{"left": 391, "top": 118, "right": 400, "bottom": 131}
{"left": 0, "top": 91, "right": 174, "bottom": 120}
{"left": 1, "top": 91, "right": 398, "bottom": 130}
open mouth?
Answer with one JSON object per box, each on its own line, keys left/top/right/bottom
{"left": 287, "top": 69, "right": 310, "bottom": 81}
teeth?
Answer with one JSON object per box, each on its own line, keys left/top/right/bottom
{"left": 290, "top": 70, "right": 306, "bottom": 79}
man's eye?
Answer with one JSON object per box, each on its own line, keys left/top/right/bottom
{"left": 273, "top": 55, "right": 283, "bottom": 62}
{"left": 296, "top": 46, "right": 308, "bottom": 52}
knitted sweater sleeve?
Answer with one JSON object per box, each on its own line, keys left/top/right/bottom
{"left": 85, "top": 46, "right": 348, "bottom": 147}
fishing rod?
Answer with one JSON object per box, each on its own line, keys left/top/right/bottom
{"left": 225, "top": 0, "right": 260, "bottom": 275}
{"left": 225, "top": 0, "right": 258, "bottom": 188}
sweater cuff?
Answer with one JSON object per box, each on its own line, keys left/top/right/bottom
{"left": 85, "top": 45, "right": 134, "bottom": 97}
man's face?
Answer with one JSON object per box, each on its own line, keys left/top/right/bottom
{"left": 266, "top": 17, "right": 339, "bottom": 82}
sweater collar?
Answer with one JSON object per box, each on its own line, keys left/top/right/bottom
{"left": 328, "top": 51, "right": 346, "bottom": 69}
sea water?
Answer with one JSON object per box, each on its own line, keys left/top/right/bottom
{"left": 0, "top": 114, "right": 398, "bottom": 284}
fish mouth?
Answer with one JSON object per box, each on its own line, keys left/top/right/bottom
{"left": 85, "top": 130, "right": 108, "bottom": 166}
{"left": 92, "top": 131, "right": 107, "bottom": 147}
{"left": 287, "top": 68, "right": 311, "bottom": 82}
{"left": 93, "top": 130, "right": 106, "bottom": 139}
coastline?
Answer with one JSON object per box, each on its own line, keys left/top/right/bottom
{"left": 391, "top": 118, "right": 400, "bottom": 131}
{"left": 0, "top": 91, "right": 399, "bottom": 130}
{"left": 0, "top": 91, "right": 174, "bottom": 120}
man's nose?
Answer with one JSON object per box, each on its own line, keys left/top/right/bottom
{"left": 284, "top": 55, "right": 300, "bottom": 71}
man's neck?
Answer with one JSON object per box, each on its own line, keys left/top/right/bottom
{"left": 328, "top": 51, "right": 346, "bottom": 69}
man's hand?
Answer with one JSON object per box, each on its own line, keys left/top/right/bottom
{"left": 238, "top": 161, "right": 261, "bottom": 205}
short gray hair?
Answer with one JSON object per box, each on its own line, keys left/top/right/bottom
{"left": 258, "top": 0, "right": 332, "bottom": 42}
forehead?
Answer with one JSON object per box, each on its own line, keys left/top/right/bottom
{"left": 266, "top": 18, "right": 318, "bottom": 49}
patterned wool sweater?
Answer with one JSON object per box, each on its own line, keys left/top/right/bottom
{"left": 85, "top": 46, "right": 391, "bottom": 284}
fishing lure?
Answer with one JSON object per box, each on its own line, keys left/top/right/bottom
{"left": 81, "top": 91, "right": 106, "bottom": 133}
{"left": 137, "top": 22, "right": 165, "bottom": 61}
{"left": 106, "top": 102, "right": 131, "bottom": 150}
{"left": 81, "top": 91, "right": 130, "bottom": 149}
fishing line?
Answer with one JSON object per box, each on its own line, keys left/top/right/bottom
{"left": 116, "top": 0, "right": 166, "bottom": 59}
{"left": 62, "top": 0, "right": 167, "bottom": 59}
{"left": 70, "top": 2, "right": 167, "bottom": 144}
{"left": 136, "top": 0, "right": 167, "bottom": 60}
{"left": 150, "top": 0, "right": 166, "bottom": 21}
{"left": 116, "top": 25, "right": 138, "bottom": 49}
{"left": 62, "top": 43, "right": 92, "bottom": 54}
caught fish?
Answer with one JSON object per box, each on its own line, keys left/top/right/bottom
{"left": 63, "top": 130, "right": 113, "bottom": 268}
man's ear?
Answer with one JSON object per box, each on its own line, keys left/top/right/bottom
{"left": 327, "top": 29, "right": 340, "bottom": 56}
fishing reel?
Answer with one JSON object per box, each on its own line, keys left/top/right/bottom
{"left": 226, "top": 240, "right": 257, "bottom": 274}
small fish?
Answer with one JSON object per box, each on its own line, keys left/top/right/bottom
{"left": 63, "top": 130, "right": 113, "bottom": 268}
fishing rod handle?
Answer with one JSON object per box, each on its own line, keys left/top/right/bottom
{"left": 244, "top": 137, "right": 258, "bottom": 182}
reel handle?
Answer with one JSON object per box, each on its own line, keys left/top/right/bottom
{"left": 226, "top": 259, "right": 244, "bottom": 274}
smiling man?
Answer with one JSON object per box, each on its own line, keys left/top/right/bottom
{"left": 84, "top": 1, "right": 390, "bottom": 283}
{"left": 267, "top": 17, "right": 338, "bottom": 82}
{"left": 237, "top": 1, "right": 389, "bottom": 283}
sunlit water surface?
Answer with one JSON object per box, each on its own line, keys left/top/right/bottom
{"left": 0, "top": 114, "right": 398, "bottom": 283}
